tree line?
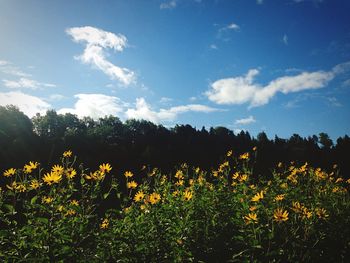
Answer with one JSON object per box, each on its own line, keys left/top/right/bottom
{"left": 1, "top": 105, "right": 350, "bottom": 182}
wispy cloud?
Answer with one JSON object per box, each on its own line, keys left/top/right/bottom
{"left": 327, "top": 97, "right": 342, "bottom": 107}
{"left": 48, "top": 94, "right": 65, "bottom": 101}
{"left": 206, "top": 61, "right": 350, "bottom": 108}
{"left": 160, "top": 0, "right": 177, "bottom": 9}
{"left": 2, "top": 77, "right": 56, "bottom": 89}
{"left": 210, "top": 44, "right": 218, "bottom": 50}
{"left": 0, "top": 91, "right": 51, "bottom": 117}
{"left": 257, "top": 0, "right": 264, "bottom": 4}
{"left": 159, "top": 97, "right": 173, "bottom": 104}
{"left": 58, "top": 94, "right": 126, "bottom": 120}
{"left": 219, "top": 23, "right": 240, "bottom": 33}
{"left": 282, "top": 34, "right": 288, "bottom": 45}
{"left": 235, "top": 115, "right": 256, "bottom": 125}
{"left": 125, "top": 97, "right": 219, "bottom": 123}
{"left": 0, "top": 60, "right": 31, "bottom": 77}
{"left": 66, "top": 26, "right": 135, "bottom": 86}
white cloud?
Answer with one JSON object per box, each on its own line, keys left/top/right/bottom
{"left": 58, "top": 93, "right": 126, "bottom": 120}
{"left": 2, "top": 77, "right": 56, "bottom": 89}
{"left": 160, "top": 0, "right": 177, "bottom": 9}
{"left": 48, "top": 94, "right": 65, "bottom": 101}
{"left": 159, "top": 97, "right": 173, "bottom": 104}
{"left": 210, "top": 44, "right": 218, "bottom": 50}
{"left": 257, "top": 0, "right": 264, "bottom": 4}
{"left": 125, "top": 97, "right": 219, "bottom": 123}
{"left": 342, "top": 79, "right": 350, "bottom": 87}
{"left": 219, "top": 23, "right": 240, "bottom": 34}
{"left": 226, "top": 23, "right": 240, "bottom": 31}
{"left": 0, "top": 60, "right": 31, "bottom": 77}
{"left": 235, "top": 115, "right": 256, "bottom": 125}
{"left": 66, "top": 26, "right": 135, "bottom": 86}
{"left": 327, "top": 97, "right": 342, "bottom": 107}
{"left": 0, "top": 91, "right": 51, "bottom": 117}
{"left": 283, "top": 34, "right": 288, "bottom": 45}
{"left": 205, "top": 62, "right": 350, "bottom": 107}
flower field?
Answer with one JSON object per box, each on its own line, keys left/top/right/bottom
{"left": 1, "top": 149, "right": 349, "bottom": 262}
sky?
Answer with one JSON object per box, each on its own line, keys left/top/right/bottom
{"left": 0, "top": 0, "right": 350, "bottom": 140}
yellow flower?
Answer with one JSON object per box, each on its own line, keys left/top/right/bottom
{"left": 280, "top": 183, "right": 288, "bottom": 189}
{"left": 175, "top": 180, "right": 184, "bottom": 186}
{"left": 134, "top": 191, "right": 145, "bottom": 202}
{"left": 232, "top": 172, "right": 239, "bottom": 180}
{"left": 29, "top": 179, "right": 42, "bottom": 190}
{"left": 239, "top": 152, "right": 249, "bottom": 160}
{"left": 226, "top": 150, "right": 233, "bottom": 157}
{"left": 251, "top": 191, "right": 264, "bottom": 202}
{"left": 252, "top": 146, "right": 257, "bottom": 151}
{"left": 244, "top": 212, "right": 258, "bottom": 224}
{"left": 63, "top": 150, "right": 72, "bottom": 157}
{"left": 278, "top": 162, "right": 283, "bottom": 168}
{"left": 100, "top": 218, "right": 109, "bottom": 229}
{"left": 70, "top": 199, "right": 79, "bottom": 206}
{"left": 99, "top": 163, "right": 112, "bottom": 174}
{"left": 273, "top": 208, "right": 289, "bottom": 223}
{"left": 23, "top": 161, "right": 39, "bottom": 174}
{"left": 3, "top": 168, "right": 16, "bottom": 177}
{"left": 346, "top": 178, "right": 350, "bottom": 184}
{"left": 315, "top": 168, "right": 327, "bottom": 180}
{"left": 175, "top": 170, "right": 184, "bottom": 180}
{"left": 42, "top": 196, "right": 53, "bottom": 204}
{"left": 238, "top": 174, "right": 248, "bottom": 182}
{"left": 183, "top": 189, "right": 193, "bottom": 201}
{"left": 57, "top": 205, "right": 64, "bottom": 212}
{"left": 65, "top": 209, "right": 76, "bottom": 216}
{"left": 85, "top": 171, "right": 105, "bottom": 181}
{"left": 249, "top": 206, "right": 257, "bottom": 212}
{"left": 302, "top": 207, "right": 313, "bottom": 220}
{"left": 149, "top": 168, "right": 158, "bottom": 177}
{"left": 315, "top": 208, "right": 329, "bottom": 220}
{"left": 195, "top": 167, "right": 200, "bottom": 174}
{"left": 124, "top": 171, "right": 133, "bottom": 178}
{"left": 43, "top": 171, "right": 62, "bottom": 185}
{"left": 149, "top": 192, "right": 161, "bottom": 205}
{"left": 291, "top": 201, "right": 304, "bottom": 214}
{"left": 127, "top": 180, "right": 138, "bottom": 189}
{"left": 212, "top": 171, "right": 219, "bottom": 177}
{"left": 172, "top": 190, "right": 180, "bottom": 197}
{"left": 6, "top": 182, "right": 18, "bottom": 191}
{"left": 335, "top": 178, "right": 343, "bottom": 183}
{"left": 66, "top": 168, "right": 77, "bottom": 179}
{"left": 274, "top": 194, "right": 285, "bottom": 202}
{"left": 16, "top": 183, "right": 26, "bottom": 192}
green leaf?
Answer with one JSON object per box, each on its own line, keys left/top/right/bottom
{"left": 36, "top": 217, "right": 48, "bottom": 224}
{"left": 31, "top": 196, "right": 38, "bottom": 205}
{"left": 103, "top": 193, "right": 109, "bottom": 199}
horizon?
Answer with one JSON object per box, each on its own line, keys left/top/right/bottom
{"left": 1, "top": 0, "right": 350, "bottom": 140}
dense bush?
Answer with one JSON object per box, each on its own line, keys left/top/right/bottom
{"left": 0, "top": 149, "right": 349, "bottom": 262}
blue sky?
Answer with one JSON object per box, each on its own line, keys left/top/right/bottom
{"left": 0, "top": 0, "right": 350, "bottom": 139}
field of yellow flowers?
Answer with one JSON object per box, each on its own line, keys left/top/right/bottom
{"left": 1, "top": 149, "right": 349, "bottom": 262}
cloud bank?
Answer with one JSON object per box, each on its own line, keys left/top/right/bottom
{"left": 0, "top": 91, "right": 51, "bottom": 117}
{"left": 125, "top": 98, "right": 219, "bottom": 123}
{"left": 66, "top": 26, "right": 135, "bottom": 86}
{"left": 206, "top": 62, "right": 350, "bottom": 107}
{"left": 58, "top": 94, "right": 126, "bottom": 119}
{"left": 235, "top": 115, "right": 256, "bottom": 125}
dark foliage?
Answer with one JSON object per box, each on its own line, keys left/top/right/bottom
{"left": 1, "top": 105, "right": 349, "bottom": 181}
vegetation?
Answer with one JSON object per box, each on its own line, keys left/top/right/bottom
{"left": 1, "top": 105, "right": 350, "bottom": 261}
{"left": 1, "top": 149, "right": 349, "bottom": 262}
{"left": 1, "top": 105, "right": 350, "bottom": 181}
